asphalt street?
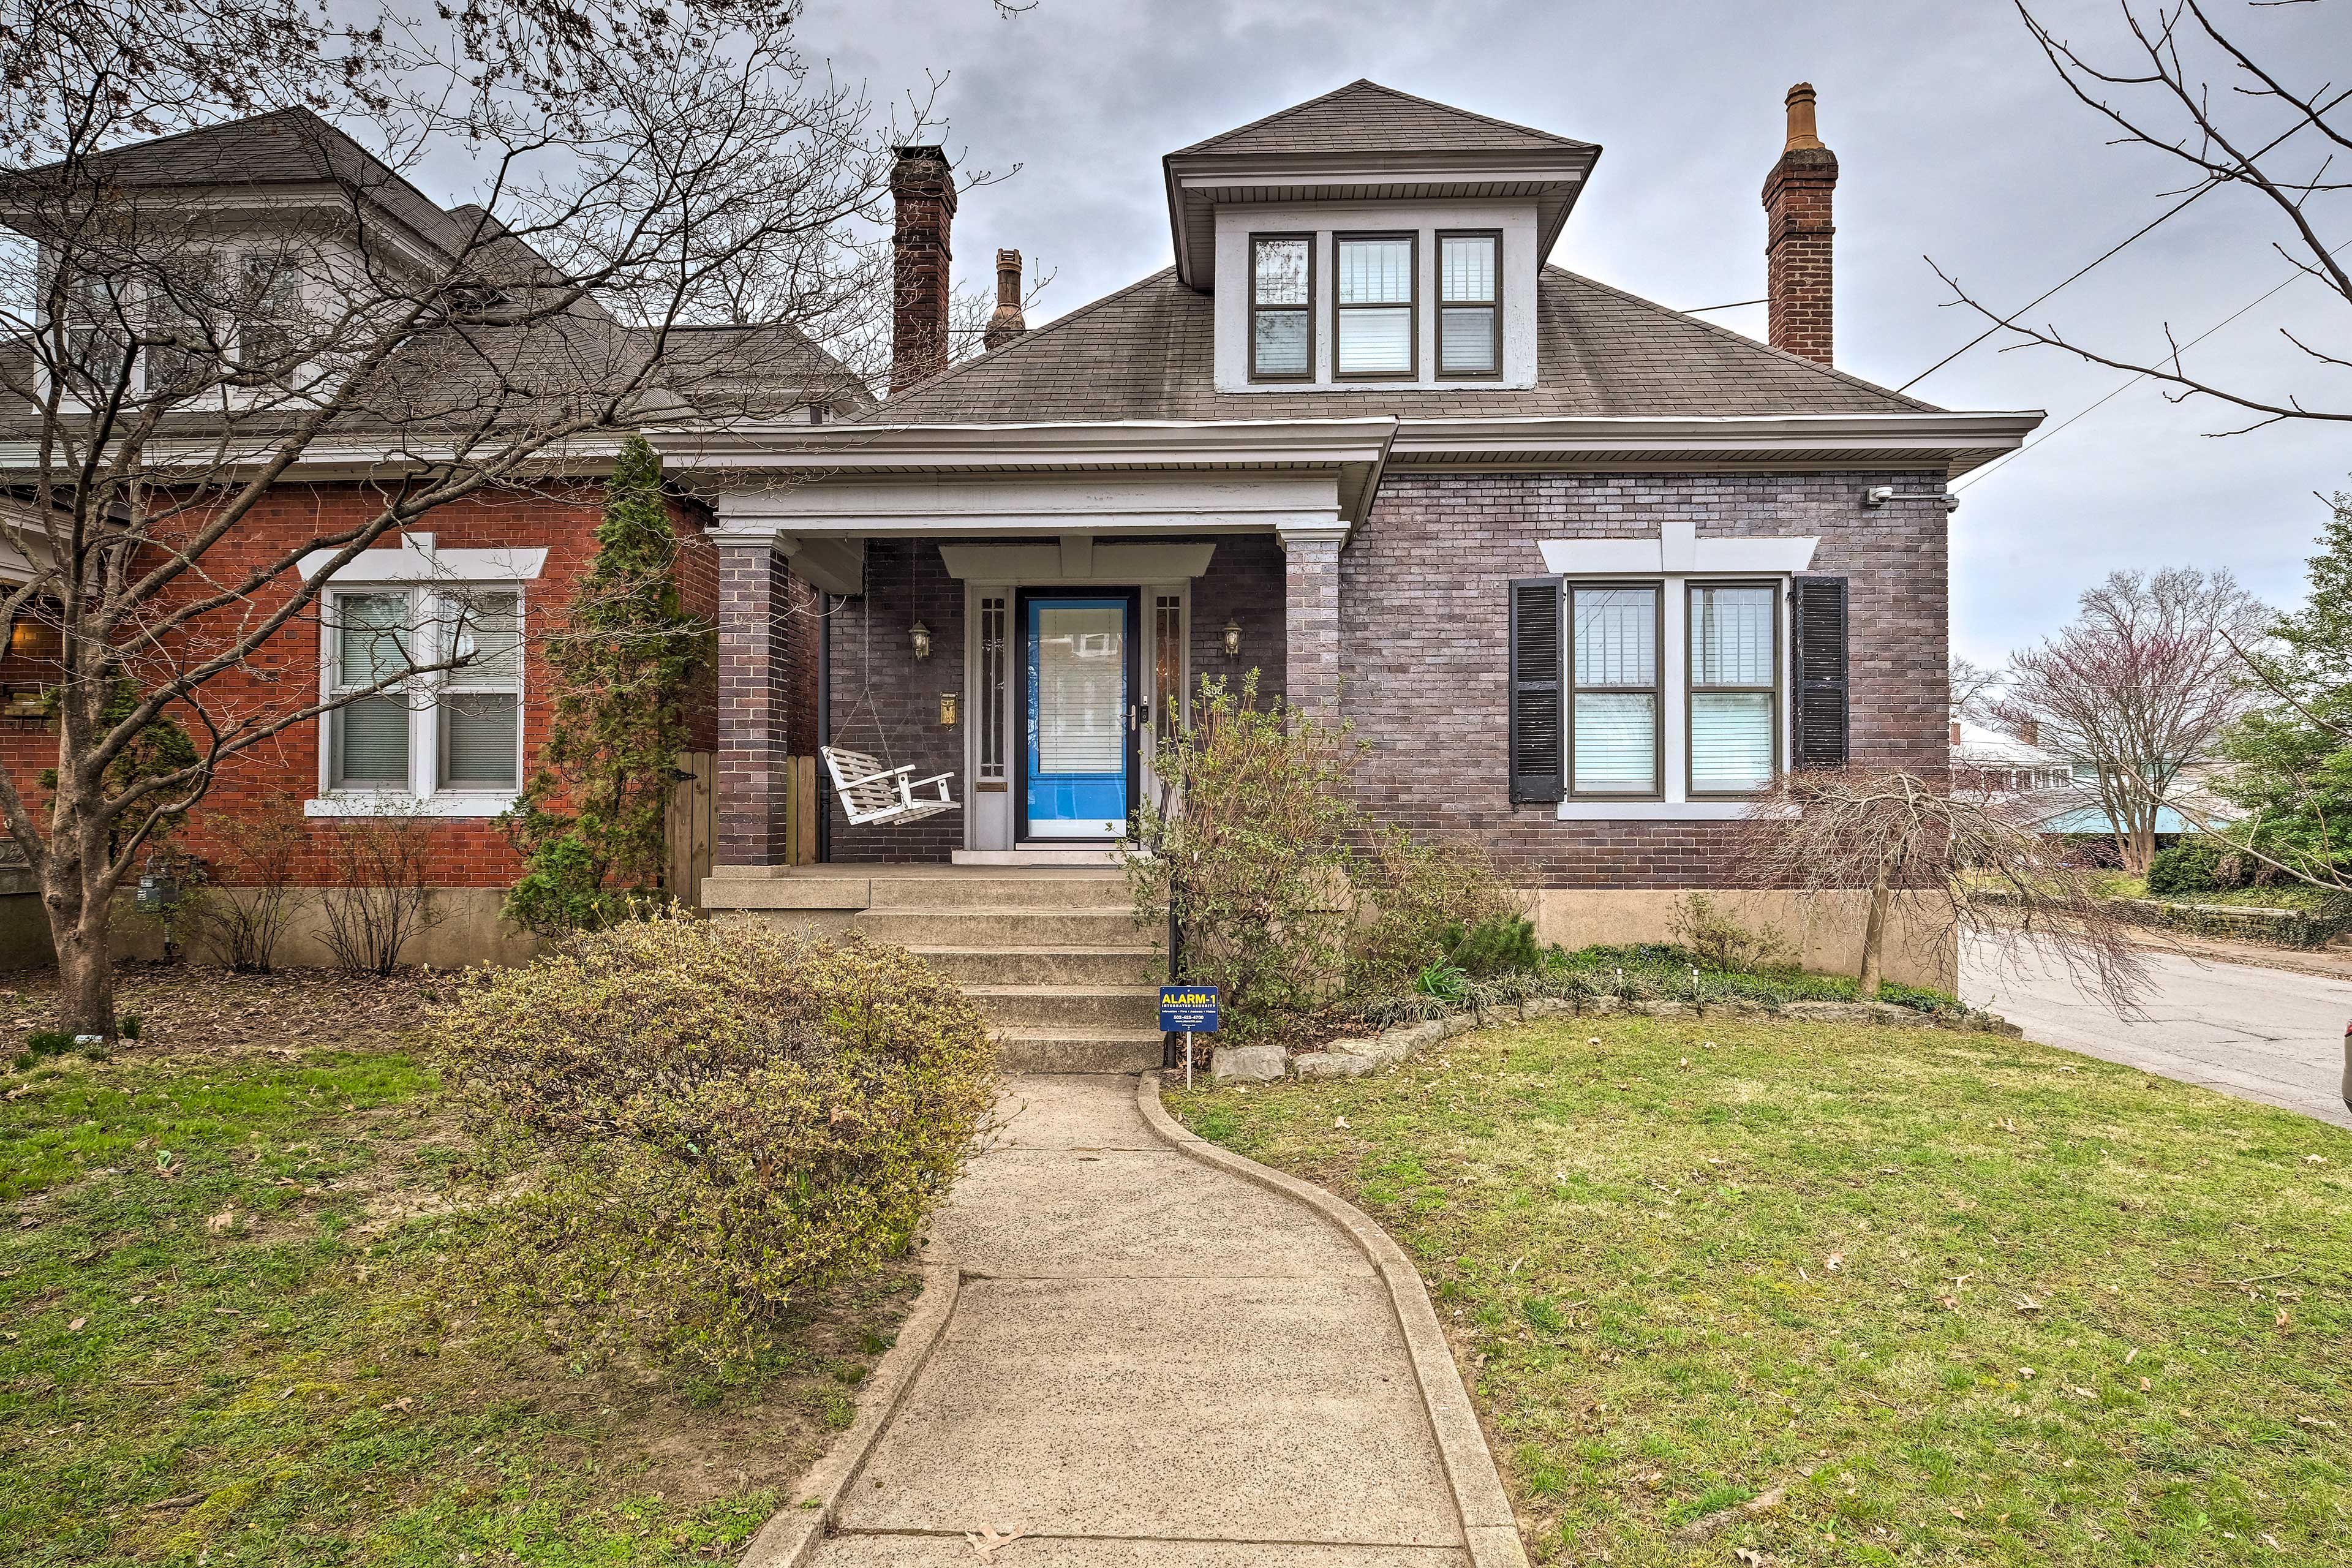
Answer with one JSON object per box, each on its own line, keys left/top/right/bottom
{"left": 1962, "top": 935, "right": 2352, "bottom": 1130}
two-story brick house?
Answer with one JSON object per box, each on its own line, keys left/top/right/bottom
{"left": 684, "top": 80, "right": 2038, "bottom": 1013}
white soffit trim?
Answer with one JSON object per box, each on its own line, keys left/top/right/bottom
{"left": 298, "top": 544, "right": 548, "bottom": 584}
{"left": 1539, "top": 530, "right": 1818, "bottom": 576}
{"left": 938, "top": 541, "right": 1217, "bottom": 582}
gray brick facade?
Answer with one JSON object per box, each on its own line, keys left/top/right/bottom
{"left": 1338, "top": 469, "right": 1950, "bottom": 887}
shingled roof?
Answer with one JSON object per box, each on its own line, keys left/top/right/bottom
{"left": 858, "top": 265, "right": 1939, "bottom": 425}
{"left": 1169, "top": 79, "right": 1597, "bottom": 159}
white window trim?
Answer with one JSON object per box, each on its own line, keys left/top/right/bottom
{"left": 1548, "top": 524, "right": 1812, "bottom": 822}
{"left": 309, "top": 581, "right": 526, "bottom": 818}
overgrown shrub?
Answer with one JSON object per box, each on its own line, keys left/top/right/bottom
{"left": 1128, "top": 673, "right": 1362, "bottom": 1034}
{"left": 1349, "top": 828, "right": 1517, "bottom": 989}
{"left": 432, "top": 913, "right": 995, "bottom": 1381}
{"left": 2146, "top": 839, "right": 2226, "bottom": 897}
{"left": 1669, "top": 892, "right": 1796, "bottom": 974}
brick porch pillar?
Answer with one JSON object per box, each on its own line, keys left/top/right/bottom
{"left": 1279, "top": 522, "right": 1348, "bottom": 718}
{"left": 716, "top": 540, "right": 798, "bottom": 866}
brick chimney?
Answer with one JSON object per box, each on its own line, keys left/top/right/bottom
{"left": 1761, "top": 83, "right": 1838, "bottom": 366}
{"left": 890, "top": 146, "right": 956, "bottom": 394}
{"left": 984, "top": 247, "right": 1027, "bottom": 352}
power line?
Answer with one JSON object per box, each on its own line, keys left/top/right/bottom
{"left": 1900, "top": 84, "right": 2352, "bottom": 394}
{"left": 1952, "top": 238, "right": 2351, "bottom": 494}
{"left": 1682, "top": 296, "right": 1766, "bottom": 315}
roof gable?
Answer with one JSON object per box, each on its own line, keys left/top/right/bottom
{"left": 1170, "top": 80, "right": 1596, "bottom": 159}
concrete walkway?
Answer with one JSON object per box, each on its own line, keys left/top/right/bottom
{"left": 1964, "top": 934, "right": 2352, "bottom": 1130}
{"left": 805, "top": 1074, "right": 1507, "bottom": 1566}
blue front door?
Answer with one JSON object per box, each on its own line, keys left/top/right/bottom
{"left": 1022, "top": 594, "right": 1132, "bottom": 839}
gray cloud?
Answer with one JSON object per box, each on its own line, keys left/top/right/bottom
{"left": 804, "top": 0, "right": 2352, "bottom": 662}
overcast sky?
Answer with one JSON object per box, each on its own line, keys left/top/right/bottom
{"left": 792, "top": 0, "right": 2351, "bottom": 667}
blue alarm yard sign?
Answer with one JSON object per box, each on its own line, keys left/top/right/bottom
{"left": 1159, "top": 985, "right": 1220, "bottom": 1033}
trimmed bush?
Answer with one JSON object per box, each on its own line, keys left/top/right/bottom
{"left": 432, "top": 912, "right": 995, "bottom": 1380}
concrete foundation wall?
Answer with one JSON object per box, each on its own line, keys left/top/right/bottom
{"left": 1525, "top": 887, "right": 1957, "bottom": 992}
{"left": 113, "top": 887, "right": 538, "bottom": 971}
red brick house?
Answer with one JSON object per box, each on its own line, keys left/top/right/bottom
{"left": 684, "top": 81, "right": 2038, "bottom": 1004}
{"left": 0, "top": 108, "right": 870, "bottom": 967}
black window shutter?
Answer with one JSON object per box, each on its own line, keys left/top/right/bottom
{"left": 1791, "top": 575, "right": 1849, "bottom": 769}
{"left": 1509, "top": 577, "right": 1564, "bottom": 804}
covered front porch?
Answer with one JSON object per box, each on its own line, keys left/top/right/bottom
{"left": 664, "top": 418, "right": 1390, "bottom": 875}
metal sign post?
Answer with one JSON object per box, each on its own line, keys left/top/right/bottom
{"left": 1158, "top": 985, "right": 1221, "bottom": 1090}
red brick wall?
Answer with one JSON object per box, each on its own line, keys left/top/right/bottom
{"left": 1339, "top": 469, "right": 1949, "bottom": 888}
{"left": 0, "top": 478, "right": 712, "bottom": 889}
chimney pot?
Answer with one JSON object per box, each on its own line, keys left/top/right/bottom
{"left": 890, "top": 146, "right": 957, "bottom": 395}
{"left": 984, "top": 247, "right": 1027, "bottom": 352}
{"left": 1761, "top": 82, "right": 1838, "bottom": 366}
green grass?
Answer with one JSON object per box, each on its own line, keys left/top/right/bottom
{"left": 1169, "top": 1017, "right": 2352, "bottom": 1565}
{"left": 1, "top": 1043, "right": 912, "bottom": 1565}
{"left": 2092, "top": 873, "right": 2342, "bottom": 913}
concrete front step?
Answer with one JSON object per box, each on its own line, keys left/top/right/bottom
{"left": 964, "top": 984, "right": 1162, "bottom": 1031}
{"left": 993, "top": 1028, "right": 1167, "bottom": 1074}
{"left": 854, "top": 907, "right": 1146, "bottom": 950}
{"left": 912, "top": 946, "right": 1163, "bottom": 987}
{"left": 865, "top": 872, "right": 1131, "bottom": 910}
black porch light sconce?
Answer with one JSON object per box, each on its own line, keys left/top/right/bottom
{"left": 909, "top": 619, "right": 932, "bottom": 660}
{"left": 1221, "top": 617, "right": 1242, "bottom": 659}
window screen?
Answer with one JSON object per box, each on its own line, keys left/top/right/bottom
{"left": 440, "top": 591, "right": 521, "bottom": 790}
{"left": 1336, "top": 236, "right": 1414, "bottom": 377}
{"left": 1689, "top": 584, "right": 1777, "bottom": 794}
{"left": 1570, "top": 586, "right": 1658, "bottom": 796}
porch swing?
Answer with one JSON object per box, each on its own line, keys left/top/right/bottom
{"left": 820, "top": 545, "right": 959, "bottom": 828}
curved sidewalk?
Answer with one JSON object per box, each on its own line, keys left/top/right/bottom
{"left": 790, "top": 1072, "right": 1525, "bottom": 1567}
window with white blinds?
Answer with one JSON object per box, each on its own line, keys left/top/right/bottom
{"left": 1335, "top": 235, "right": 1415, "bottom": 377}
{"left": 1569, "top": 584, "right": 1659, "bottom": 797}
{"left": 1689, "top": 583, "right": 1777, "bottom": 794}
{"left": 1438, "top": 232, "right": 1499, "bottom": 377}
{"left": 326, "top": 586, "right": 526, "bottom": 798}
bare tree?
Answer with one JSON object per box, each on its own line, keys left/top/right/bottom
{"left": 1736, "top": 768, "right": 2150, "bottom": 1016}
{"left": 1992, "top": 568, "right": 2263, "bottom": 874}
{"left": 0, "top": 0, "right": 946, "bottom": 1031}
{"left": 1933, "top": 1, "right": 2350, "bottom": 435}
{"left": 1950, "top": 654, "right": 2002, "bottom": 721}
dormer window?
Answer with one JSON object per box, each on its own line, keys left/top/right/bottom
{"left": 1438, "top": 232, "right": 1501, "bottom": 379}
{"left": 236, "top": 251, "right": 301, "bottom": 371}
{"left": 1249, "top": 235, "right": 1312, "bottom": 381}
{"left": 1333, "top": 234, "right": 1415, "bottom": 379}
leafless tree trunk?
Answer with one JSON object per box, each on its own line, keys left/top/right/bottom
{"left": 1992, "top": 568, "right": 2263, "bottom": 875}
{"left": 1735, "top": 768, "right": 2151, "bottom": 1016}
{"left": 1931, "top": 1, "right": 2350, "bottom": 435}
{"left": 0, "top": 0, "right": 947, "bottom": 1029}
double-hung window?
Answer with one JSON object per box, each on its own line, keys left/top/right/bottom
{"left": 1334, "top": 234, "right": 1415, "bottom": 379}
{"left": 326, "top": 587, "right": 523, "bottom": 799}
{"left": 438, "top": 591, "right": 522, "bottom": 790}
{"left": 1438, "top": 232, "right": 1500, "bottom": 378}
{"left": 238, "top": 251, "right": 302, "bottom": 371}
{"left": 1687, "top": 583, "right": 1779, "bottom": 795}
{"left": 1569, "top": 584, "right": 1660, "bottom": 797}
{"left": 1249, "top": 235, "right": 1313, "bottom": 380}
{"left": 330, "top": 592, "right": 417, "bottom": 789}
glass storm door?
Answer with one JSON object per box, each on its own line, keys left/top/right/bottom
{"left": 1021, "top": 594, "right": 1135, "bottom": 839}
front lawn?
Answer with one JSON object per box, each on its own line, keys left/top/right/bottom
{"left": 1, "top": 974, "right": 913, "bottom": 1566}
{"left": 1170, "top": 1017, "right": 2352, "bottom": 1565}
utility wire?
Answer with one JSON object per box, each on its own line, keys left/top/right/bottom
{"left": 1953, "top": 236, "right": 2352, "bottom": 494}
{"left": 1900, "top": 85, "right": 2352, "bottom": 394}
{"left": 1682, "top": 296, "right": 1766, "bottom": 314}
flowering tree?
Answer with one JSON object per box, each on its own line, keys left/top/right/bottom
{"left": 1992, "top": 568, "right": 2264, "bottom": 873}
